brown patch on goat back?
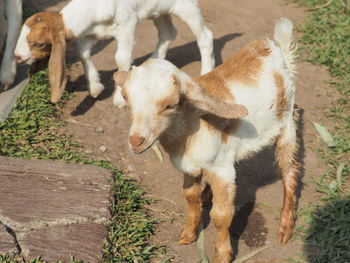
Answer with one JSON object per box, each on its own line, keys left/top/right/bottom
{"left": 274, "top": 72, "right": 288, "bottom": 120}
{"left": 226, "top": 38, "right": 270, "bottom": 85}
{"left": 194, "top": 39, "right": 270, "bottom": 101}
{"left": 195, "top": 72, "right": 234, "bottom": 101}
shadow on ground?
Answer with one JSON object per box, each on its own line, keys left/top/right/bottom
{"left": 68, "top": 33, "right": 242, "bottom": 116}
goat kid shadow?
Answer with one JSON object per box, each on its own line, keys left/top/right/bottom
{"left": 68, "top": 33, "right": 242, "bottom": 116}
{"left": 134, "top": 32, "right": 242, "bottom": 67}
{"left": 201, "top": 107, "right": 305, "bottom": 260}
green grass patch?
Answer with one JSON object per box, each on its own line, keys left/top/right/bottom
{"left": 285, "top": 0, "right": 350, "bottom": 262}
{"left": 287, "top": 0, "right": 350, "bottom": 190}
{"left": 0, "top": 71, "right": 159, "bottom": 262}
{"left": 304, "top": 196, "right": 350, "bottom": 263}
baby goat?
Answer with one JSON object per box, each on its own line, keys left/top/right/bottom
{"left": 0, "top": 0, "right": 22, "bottom": 90}
{"left": 14, "top": 0, "right": 214, "bottom": 103}
{"left": 114, "top": 18, "right": 299, "bottom": 263}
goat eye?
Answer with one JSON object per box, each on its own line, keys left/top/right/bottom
{"left": 165, "top": 104, "right": 177, "bottom": 110}
{"left": 33, "top": 43, "right": 46, "bottom": 48}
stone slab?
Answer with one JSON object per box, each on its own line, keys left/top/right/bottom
{"left": 0, "top": 156, "right": 113, "bottom": 261}
{"left": 0, "top": 223, "right": 18, "bottom": 255}
{"left": 20, "top": 223, "right": 106, "bottom": 262}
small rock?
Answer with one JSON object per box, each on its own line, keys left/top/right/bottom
{"left": 85, "top": 149, "right": 93, "bottom": 154}
{"left": 95, "top": 127, "right": 104, "bottom": 133}
{"left": 127, "top": 164, "right": 137, "bottom": 172}
{"left": 99, "top": 146, "right": 107, "bottom": 153}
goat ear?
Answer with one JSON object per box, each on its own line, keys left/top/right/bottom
{"left": 48, "top": 32, "right": 67, "bottom": 103}
{"left": 182, "top": 80, "right": 248, "bottom": 119}
{"left": 113, "top": 71, "right": 129, "bottom": 88}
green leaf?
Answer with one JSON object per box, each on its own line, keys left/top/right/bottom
{"left": 313, "top": 122, "right": 336, "bottom": 147}
{"left": 336, "top": 162, "right": 347, "bottom": 190}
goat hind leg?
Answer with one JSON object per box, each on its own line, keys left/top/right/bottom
{"left": 276, "top": 125, "right": 300, "bottom": 244}
{"left": 174, "top": 2, "right": 214, "bottom": 74}
{"left": 151, "top": 15, "right": 177, "bottom": 59}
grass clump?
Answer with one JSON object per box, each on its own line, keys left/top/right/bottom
{"left": 0, "top": 70, "right": 157, "bottom": 262}
{"left": 287, "top": 0, "right": 350, "bottom": 188}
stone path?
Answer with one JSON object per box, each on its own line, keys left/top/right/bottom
{"left": 0, "top": 156, "right": 112, "bottom": 262}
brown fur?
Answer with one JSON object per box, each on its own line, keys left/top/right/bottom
{"left": 204, "top": 170, "right": 236, "bottom": 263}
{"left": 195, "top": 38, "right": 271, "bottom": 100}
{"left": 275, "top": 129, "right": 300, "bottom": 244}
{"left": 157, "top": 76, "right": 180, "bottom": 113}
{"left": 274, "top": 72, "right": 288, "bottom": 120}
{"left": 183, "top": 81, "right": 248, "bottom": 120}
{"left": 24, "top": 12, "right": 75, "bottom": 103}
{"left": 113, "top": 70, "right": 129, "bottom": 89}
{"left": 179, "top": 173, "right": 203, "bottom": 245}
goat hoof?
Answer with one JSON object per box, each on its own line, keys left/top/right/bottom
{"left": 89, "top": 83, "right": 104, "bottom": 98}
{"left": 0, "top": 82, "right": 11, "bottom": 91}
{"left": 278, "top": 226, "right": 293, "bottom": 244}
{"left": 178, "top": 229, "right": 197, "bottom": 245}
{"left": 213, "top": 251, "right": 232, "bottom": 263}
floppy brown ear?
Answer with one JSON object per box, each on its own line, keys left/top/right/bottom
{"left": 113, "top": 70, "right": 129, "bottom": 88}
{"left": 182, "top": 79, "right": 248, "bottom": 119}
{"left": 48, "top": 32, "right": 67, "bottom": 103}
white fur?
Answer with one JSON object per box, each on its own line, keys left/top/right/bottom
{"left": 15, "top": 0, "right": 214, "bottom": 99}
{"left": 14, "top": 24, "right": 30, "bottom": 63}
{"left": 0, "top": 0, "right": 22, "bottom": 90}
{"left": 123, "top": 18, "right": 296, "bottom": 184}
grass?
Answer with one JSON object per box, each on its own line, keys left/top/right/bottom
{"left": 0, "top": 71, "right": 159, "bottom": 262}
{"left": 286, "top": 0, "right": 350, "bottom": 262}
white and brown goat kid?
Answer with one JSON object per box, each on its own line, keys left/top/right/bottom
{"left": 114, "top": 18, "right": 299, "bottom": 263}
{"left": 14, "top": 0, "right": 214, "bottom": 103}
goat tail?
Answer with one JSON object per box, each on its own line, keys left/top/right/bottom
{"left": 274, "top": 18, "right": 296, "bottom": 76}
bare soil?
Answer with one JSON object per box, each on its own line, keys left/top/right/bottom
{"left": 37, "top": 0, "right": 333, "bottom": 262}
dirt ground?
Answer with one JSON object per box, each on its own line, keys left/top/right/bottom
{"left": 35, "top": 0, "right": 333, "bottom": 262}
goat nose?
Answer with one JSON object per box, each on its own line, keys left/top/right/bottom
{"left": 15, "top": 54, "right": 23, "bottom": 63}
{"left": 129, "top": 135, "right": 145, "bottom": 147}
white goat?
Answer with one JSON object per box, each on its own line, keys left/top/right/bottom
{"left": 14, "top": 0, "right": 214, "bottom": 103}
{"left": 114, "top": 18, "right": 299, "bottom": 263}
{"left": 0, "top": 0, "right": 22, "bottom": 90}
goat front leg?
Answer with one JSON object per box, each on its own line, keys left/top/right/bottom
{"left": 115, "top": 20, "right": 137, "bottom": 71}
{"left": 275, "top": 124, "right": 300, "bottom": 244}
{"left": 112, "top": 21, "right": 136, "bottom": 108}
{"left": 77, "top": 36, "right": 104, "bottom": 98}
{"left": 205, "top": 169, "right": 235, "bottom": 263}
{"left": 0, "top": 0, "right": 22, "bottom": 90}
{"left": 174, "top": 1, "right": 214, "bottom": 74}
{"left": 179, "top": 172, "right": 202, "bottom": 245}
{"left": 151, "top": 15, "right": 177, "bottom": 60}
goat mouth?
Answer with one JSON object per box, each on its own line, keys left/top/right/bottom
{"left": 17, "top": 57, "right": 31, "bottom": 64}
{"left": 131, "top": 139, "right": 155, "bottom": 154}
